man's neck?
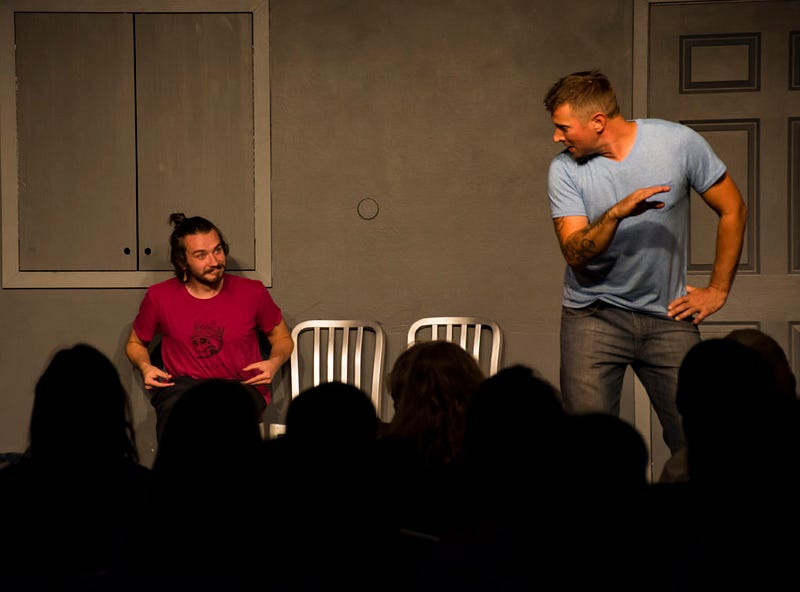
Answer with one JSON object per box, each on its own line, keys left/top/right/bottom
{"left": 185, "top": 276, "right": 224, "bottom": 299}
{"left": 598, "top": 116, "right": 638, "bottom": 162}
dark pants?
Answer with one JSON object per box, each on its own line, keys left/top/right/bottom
{"left": 149, "top": 377, "right": 266, "bottom": 443}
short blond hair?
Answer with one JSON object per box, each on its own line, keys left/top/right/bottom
{"left": 543, "top": 70, "right": 620, "bottom": 119}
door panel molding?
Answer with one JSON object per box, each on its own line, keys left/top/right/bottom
{"left": 680, "top": 32, "right": 760, "bottom": 93}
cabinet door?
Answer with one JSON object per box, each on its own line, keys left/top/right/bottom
{"left": 1, "top": 1, "right": 270, "bottom": 288}
{"left": 16, "top": 13, "right": 137, "bottom": 271}
{"left": 135, "top": 13, "right": 255, "bottom": 272}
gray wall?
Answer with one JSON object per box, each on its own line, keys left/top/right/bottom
{"left": 0, "top": 0, "right": 634, "bottom": 466}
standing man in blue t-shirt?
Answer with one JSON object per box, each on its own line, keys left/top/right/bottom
{"left": 543, "top": 70, "right": 747, "bottom": 453}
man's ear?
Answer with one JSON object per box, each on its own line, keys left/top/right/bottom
{"left": 590, "top": 112, "right": 607, "bottom": 133}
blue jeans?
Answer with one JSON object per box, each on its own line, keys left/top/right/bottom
{"left": 560, "top": 301, "right": 699, "bottom": 453}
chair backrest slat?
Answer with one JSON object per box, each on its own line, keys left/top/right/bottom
{"left": 290, "top": 319, "right": 386, "bottom": 412}
{"left": 407, "top": 316, "right": 503, "bottom": 376}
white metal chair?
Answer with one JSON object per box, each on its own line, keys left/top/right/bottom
{"left": 269, "top": 319, "right": 386, "bottom": 438}
{"left": 407, "top": 316, "right": 503, "bottom": 375}
{"left": 268, "top": 320, "right": 387, "bottom": 437}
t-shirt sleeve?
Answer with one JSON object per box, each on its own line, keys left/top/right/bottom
{"left": 256, "top": 286, "right": 283, "bottom": 333}
{"left": 547, "top": 155, "right": 588, "bottom": 219}
{"left": 683, "top": 126, "right": 727, "bottom": 195}
{"left": 132, "top": 289, "right": 159, "bottom": 343}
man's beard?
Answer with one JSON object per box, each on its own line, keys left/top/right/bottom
{"left": 191, "top": 264, "right": 225, "bottom": 287}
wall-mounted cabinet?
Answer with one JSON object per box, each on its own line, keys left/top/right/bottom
{"left": 0, "top": 0, "right": 271, "bottom": 288}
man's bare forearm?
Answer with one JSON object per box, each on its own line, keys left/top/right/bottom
{"left": 703, "top": 171, "right": 748, "bottom": 296}
{"left": 125, "top": 330, "right": 152, "bottom": 373}
{"left": 125, "top": 342, "right": 151, "bottom": 372}
{"left": 555, "top": 211, "right": 619, "bottom": 268}
{"left": 708, "top": 207, "right": 747, "bottom": 295}
{"left": 267, "top": 335, "right": 293, "bottom": 368}
{"left": 554, "top": 185, "right": 670, "bottom": 268}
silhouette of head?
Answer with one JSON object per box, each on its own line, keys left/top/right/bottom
{"left": 462, "top": 364, "right": 565, "bottom": 472}
{"left": 562, "top": 412, "right": 649, "bottom": 492}
{"left": 29, "top": 343, "right": 137, "bottom": 465}
{"left": 725, "top": 328, "right": 797, "bottom": 399}
{"left": 385, "top": 340, "right": 485, "bottom": 465}
{"left": 153, "top": 379, "right": 263, "bottom": 482}
{"left": 285, "top": 381, "right": 378, "bottom": 462}
{"left": 146, "top": 379, "right": 267, "bottom": 574}
{"left": 676, "top": 338, "right": 789, "bottom": 485}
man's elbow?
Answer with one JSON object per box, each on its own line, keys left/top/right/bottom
{"left": 729, "top": 198, "right": 748, "bottom": 231}
{"left": 560, "top": 247, "right": 590, "bottom": 270}
{"left": 272, "top": 334, "right": 294, "bottom": 355}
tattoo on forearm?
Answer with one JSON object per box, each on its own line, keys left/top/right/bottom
{"left": 555, "top": 216, "right": 607, "bottom": 266}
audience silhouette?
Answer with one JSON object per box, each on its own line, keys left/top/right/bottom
{"left": 380, "top": 340, "right": 485, "bottom": 465}
{"left": 433, "top": 365, "right": 652, "bottom": 591}
{"left": 0, "top": 343, "right": 150, "bottom": 591}
{"left": 726, "top": 327, "right": 797, "bottom": 398}
{"left": 117, "top": 378, "right": 267, "bottom": 590}
{"left": 375, "top": 340, "right": 485, "bottom": 549}
{"left": 660, "top": 327, "right": 799, "bottom": 483}
{"left": 426, "top": 365, "right": 572, "bottom": 590}
{"left": 265, "top": 381, "right": 387, "bottom": 592}
{"left": 4, "top": 331, "right": 798, "bottom": 591}
{"left": 649, "top": 336, "right": 800, "bottom": 590}
{"left": 555, "top": 411, "right": 651, "bottom": 591}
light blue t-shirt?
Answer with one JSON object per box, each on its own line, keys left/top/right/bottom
{"left": 547, "top": 118, "right": 726, "bottom": 316}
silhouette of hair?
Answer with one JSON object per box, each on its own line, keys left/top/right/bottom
{"left": 139, "top": 379, "right": 266, "bottom": 579}
{"left": 543, "top": 69, "right": 620, "bottom": 118}
{"left": 725, "top": 328, "right": 797, "bottom": 398}
{"left": 167, "top": 212, "right": 230, "bottom": 282}
{"left": 664, "top": 337, "right": 800, "bottom": 590}
{"left": 271, "top": 382, "right": 385, "bottom": 591}
{"left": 676, "top": 338, "right": 788, "bottom": 485}
{"left": 462, "top": 364, "right": 565, "bottom": 473}
{"left": 2, "top": 344, "right": 150, "bottom": 584}
{"left": 384, "top": 340, "right": 485, "bottom": 465}
{"left": 563, "top": 412, "right": 649, "bottom": 492}
{"left": 285, "top": 381, "right": 378, "bottom": 459}
{"left": 29, "top": 343, "right": 138, "bottom": 464}
{"left": 153, "top": 378, "right": 262, "bottom": 482}
{"left": 454, "top": 365, "right": 570, "bottom": 571}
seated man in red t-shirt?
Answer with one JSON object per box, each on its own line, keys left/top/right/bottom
{"left": 125, "top": 213, "right": 293, "bottom": 441}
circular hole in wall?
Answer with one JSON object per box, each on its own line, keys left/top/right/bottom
{"left": 357, "top": 197, "right": 379, "bottom": 220}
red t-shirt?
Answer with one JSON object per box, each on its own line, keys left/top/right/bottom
{"left": 132, "top": 273, "right": 282, "bottom": 403}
